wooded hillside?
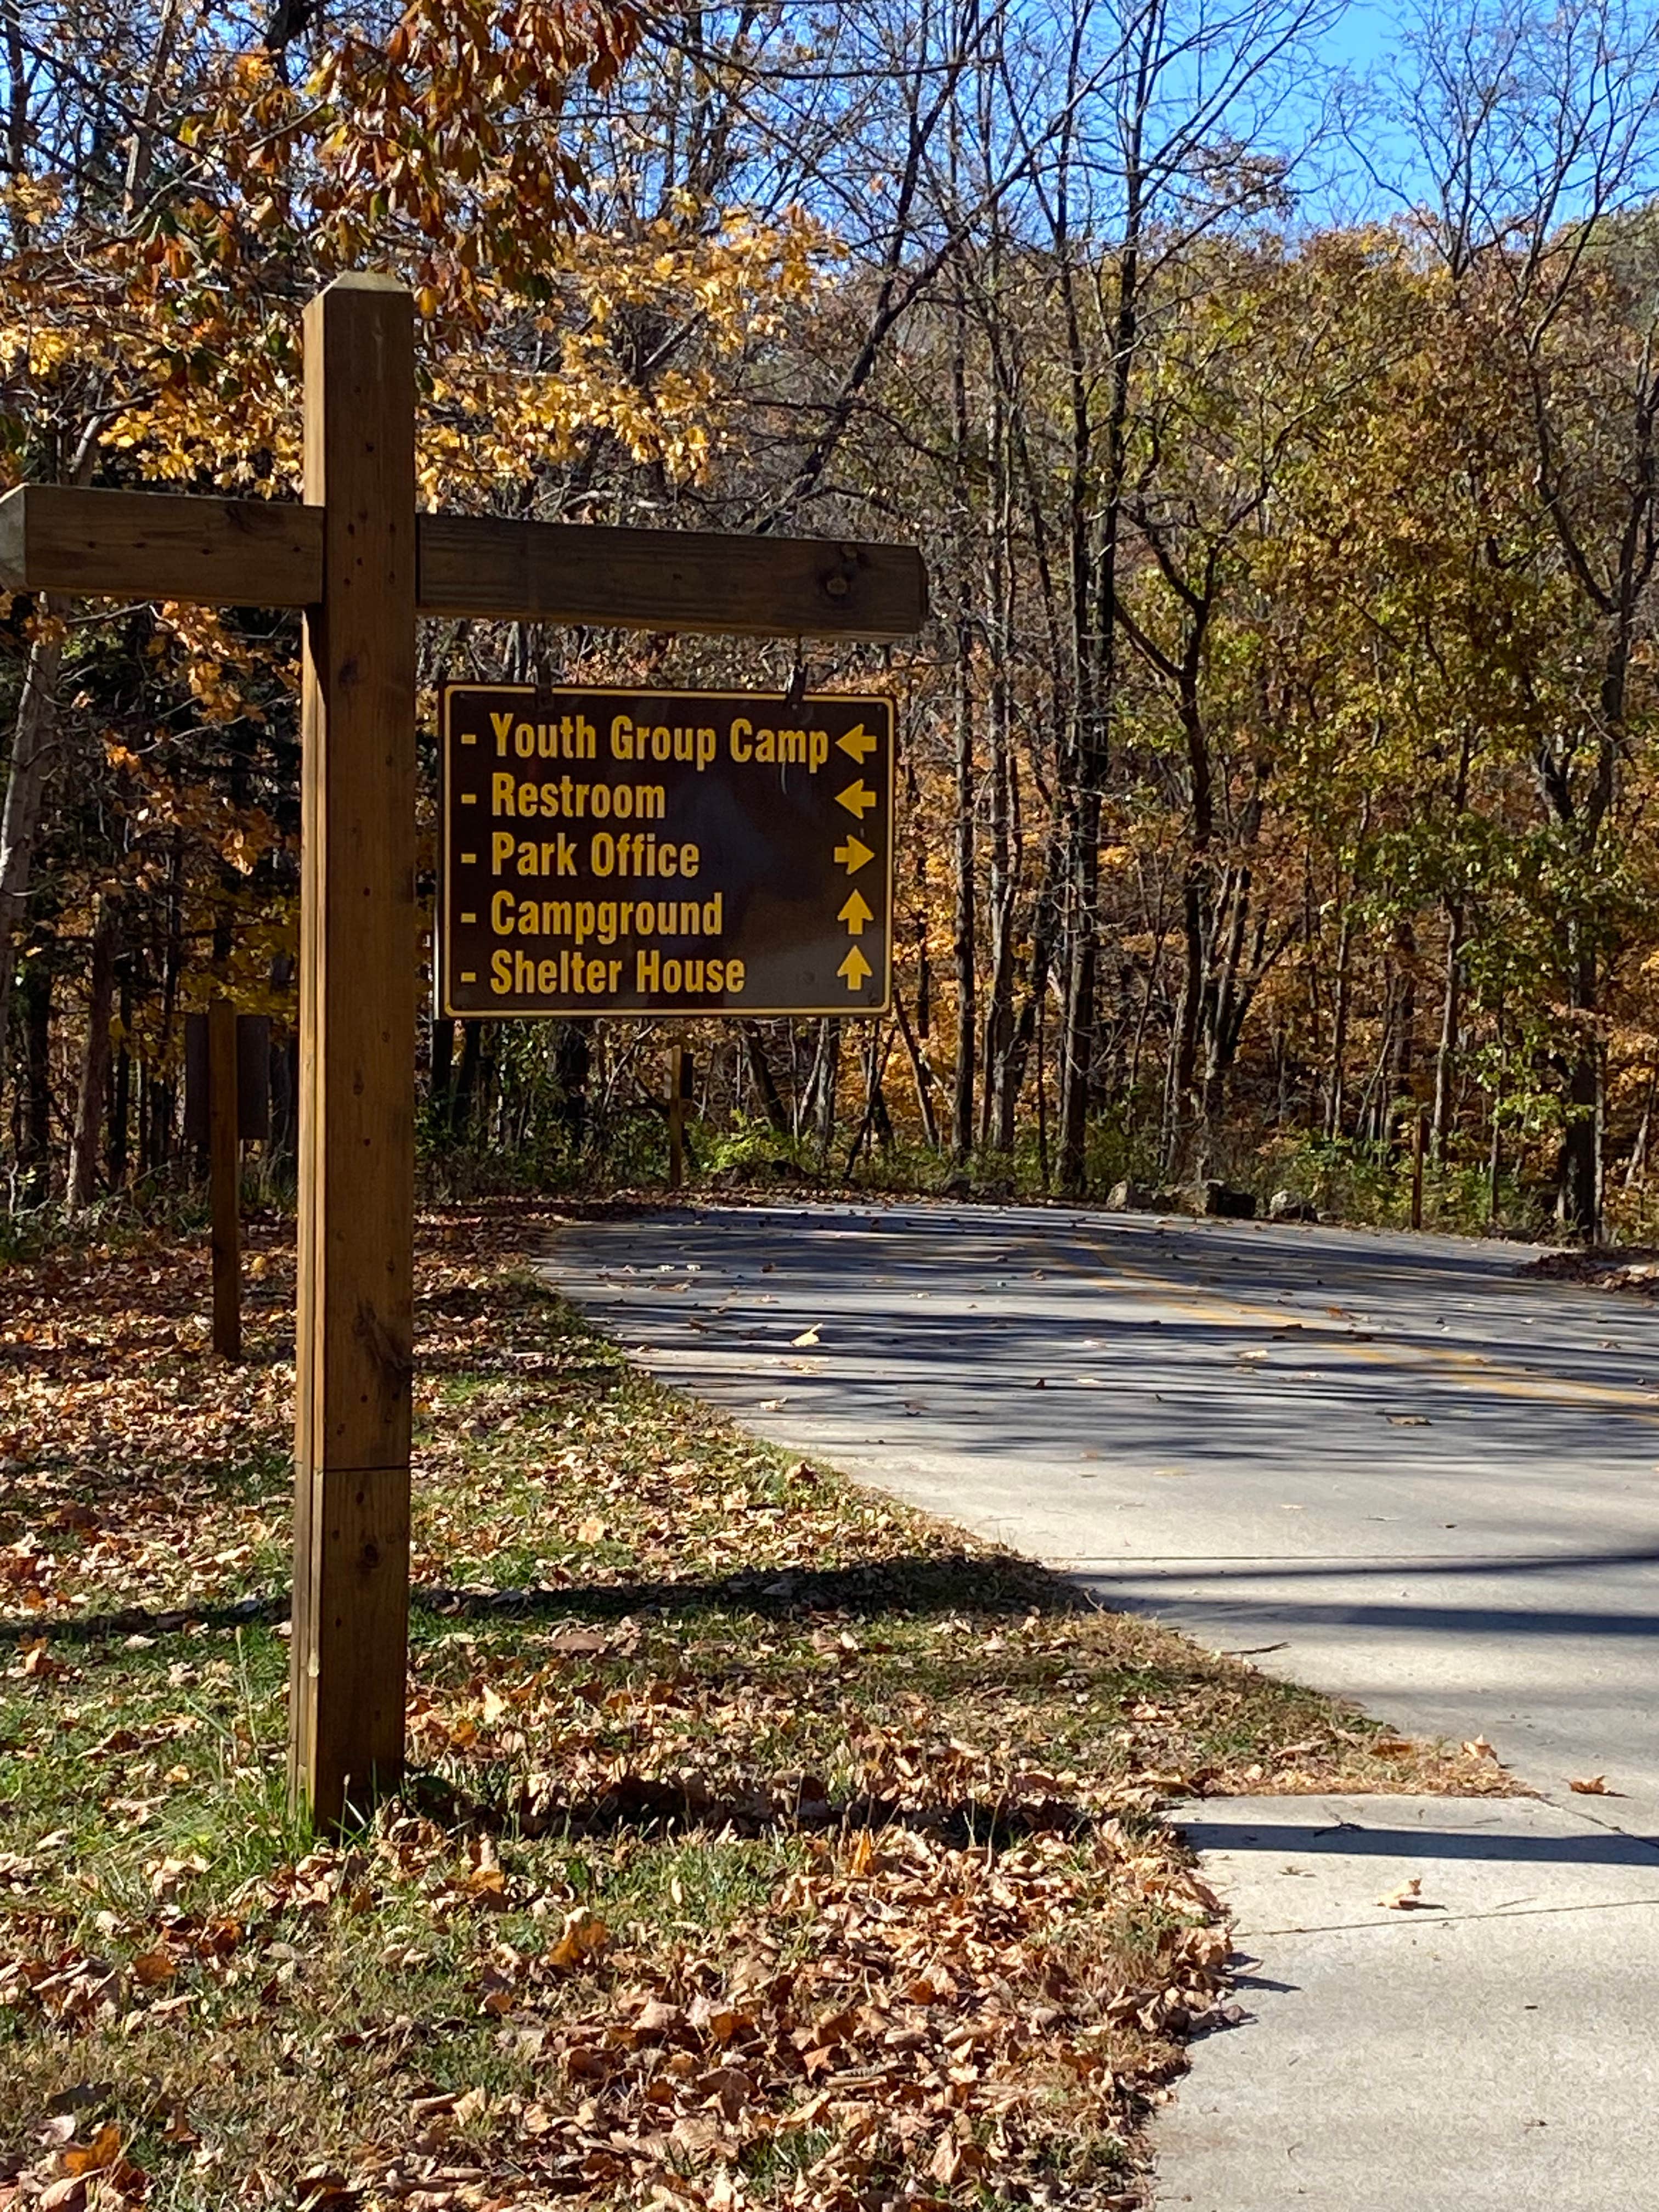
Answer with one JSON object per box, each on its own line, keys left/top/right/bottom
{"left": 7, "top": 0, "right": 1659, "bottom": 1238}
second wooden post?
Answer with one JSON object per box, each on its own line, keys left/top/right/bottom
{"left": 288, "top": 275, "right": 418, "bottom": 1830}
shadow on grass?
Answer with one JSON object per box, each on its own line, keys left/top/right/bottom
{"left": 405, "top": 1757, "right": 1097, "bottom": 1852}
{"left": 1, "top": 1551, "right": 1086, "bottom": 1650}
{"left": 415, "top": 1550, "right": 1086, "bottom": 1624}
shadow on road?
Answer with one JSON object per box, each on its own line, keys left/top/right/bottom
{"left": 1176, "top": 1818, "right": 1659, "bottom": 1868}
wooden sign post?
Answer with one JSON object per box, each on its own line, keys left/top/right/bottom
{"left": 0, "top": 273, "right": 926, "bottom": 1831}
{"left": 184, "top": 1008, "right": 270, "bottom": 1363}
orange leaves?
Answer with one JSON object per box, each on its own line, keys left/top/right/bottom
{"left": 548, "top": 1906, "right": 609, "bottom": 1969}
{"left": 491, "top": 1812, "right": 1227, "bottom": 2206}
{"left": 1, "top": 1206, "right": 1252, "bottom": 2209}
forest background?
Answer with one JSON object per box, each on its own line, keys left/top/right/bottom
{"left": 5, "top": 0, "right": 1659, "bottom": 1243}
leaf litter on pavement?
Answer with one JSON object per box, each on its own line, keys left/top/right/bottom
{"left": 2, "top": 1201, "right": 1518, "bottom": 2211}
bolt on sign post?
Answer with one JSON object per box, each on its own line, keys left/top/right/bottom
{"left": 0, "top": 273, "right": 927, "bottom": 1832}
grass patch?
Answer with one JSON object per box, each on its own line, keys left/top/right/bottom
{"left": 1, "top": 1201, "right": 1510, "bottom": 2211}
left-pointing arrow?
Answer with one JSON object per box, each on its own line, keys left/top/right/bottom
{"left": 838, "top": 945, "right": 872, "bottom": 990}
{"left": 837, "top": 721, "right": 878, "bottom": 763}
{"left": 838, "top": 889, "right": 873, "bottom": 935}
{"left": 836, "top": 780, "right": 877, "bottom": 819}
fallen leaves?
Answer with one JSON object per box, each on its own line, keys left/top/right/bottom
{"left": 1568, "top": 1775, "right": 1612, "bottom": 1795}
{"left": 0, "top": 1201, "right": 1500, "bottom": 2210}
{"left": 548, "top": 1908, "right": 609, "bottom": 1970}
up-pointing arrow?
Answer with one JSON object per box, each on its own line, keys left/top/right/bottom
{"left": 836, "top": 779, "right": 877, "bottom": 818}
{"left": 834, "top": 833, "right": 874, "bottom": 874}
{"left": 837, "top": 721, "right": 878, "bottom": 762}
{"left": 838, "top": 888, "right": 873, "bottom": 935}
{"left": 838, "top": 944, "right": 872, "bottom": 990}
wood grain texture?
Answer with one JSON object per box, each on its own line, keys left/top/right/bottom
{"left": 208, "top": 998, "right": 241, "bottom": 1361}
{"left": 292, "top": 1465, "right": 411, "bottom": 1826}
{"left": 0, "top": 484, "right": 322, "bottom": 605}
{"left": 417, "top": 511, "right": 928, "bottom": 637}
{"left": 289, "top": 274, "right": 417, "bottom": 1831}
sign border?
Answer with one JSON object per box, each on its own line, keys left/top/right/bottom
{"left": 437, "top": 682, "right": 897, "bottom": 1020}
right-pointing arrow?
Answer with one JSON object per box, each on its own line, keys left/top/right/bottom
{"left": 837, "top": 945, "right": 872, "bottom": 990}
{"left": 838, "top": 889, "right": 873, "bottom": 935}
{"left": 834, "top": 834, "right": 874, "bottom": 874}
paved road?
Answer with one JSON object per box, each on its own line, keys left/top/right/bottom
{"left": 544, "top": 1200, "right": 1659, "bottom": 2208}
{"left": 545, "top": 1199, "right": 1659, "bottom": 1830}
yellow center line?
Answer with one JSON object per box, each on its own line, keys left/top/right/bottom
{"left": 978, "top": 1237, "right": 1659, "bottom": 1419}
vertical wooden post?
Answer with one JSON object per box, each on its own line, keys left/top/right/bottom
{"left": 1410, "top": 1107, "right": 1426, "bottom": 1232}
{"left": 208, "top": 996, "right": 241, "bottom": 1359}
{"left": 668, "top": 1042, "right": 688, "bottom": 1190}
{"left": 289, "top": 275, "right": 417, "bottom": 1832}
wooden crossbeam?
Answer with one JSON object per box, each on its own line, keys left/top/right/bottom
{"left": 0, "top": 484, "right": 323, "bottom": 608}
{"left": 416, "top": 511, "right": 926, "bottom": 636}
{"left": 0, "top": 483, "right": 928, "bottom": 638}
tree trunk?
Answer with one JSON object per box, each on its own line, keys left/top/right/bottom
{"left": 949, "top": 282, "right": 977, "bottom": 1163}
{"left": 740, "top": 1022, "right": 790, "bottom": 1136}
{"left": 950, "top": 625, "right": 977, "bottom": 1161}
{"left": 0, "top": 593, "right": 69, "bottom": 1113}
{"left": 1197, "top": 867, "right": 1252, "bottom": 1177}
{"left": 815, "top": 1018, "right": 840, "bottom": 1170}
{"left": 430, "top": 1011, "right": 455, "bottom": 1131}
{"left": 452, "top": 1018, "right": 486, "bottom": 1141}
{"left": 18, "top": 953, "right": 51, "bottom": 1203}
{"left": 1057, "top": 805, "right": 1101, "bottom": 1192}
{"left": 1559, "top": 940, "right": 1601, "bottom": 1238}
{"left": 1432, "top": 905, "right": 1464, "bottom": 1167}
{"left": 1623, "top": 1043, "right": 1659, "bottom": 1189}
{"left": 68, "top": 896, "right": 119, "bottom": 1209}
{"left": 980, "top": 330, "right": 1018, "bottom": 1153}
{"left": 552, "top": 1019, "right": 591, "bottom": 1142}
{"left": 893, "top": 991, "right": 942, "bottom": 1150}
{"left": 109, "top": 958, "right": 132, "bottom": 1186}
{"left": 1163, "top": 866, "right": 1206, "bottom": 1178}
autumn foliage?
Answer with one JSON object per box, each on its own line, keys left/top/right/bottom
{"left": 10, "top": 1, "right": 1659, "bottom": 1231}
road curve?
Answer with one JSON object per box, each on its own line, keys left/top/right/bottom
{"left": 542, "top": 1198, "right": 1659, "bottom": 1837}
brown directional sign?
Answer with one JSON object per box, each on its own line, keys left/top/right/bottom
{"left": 438, "top": 685, "right": 894, "bottom": 1017}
